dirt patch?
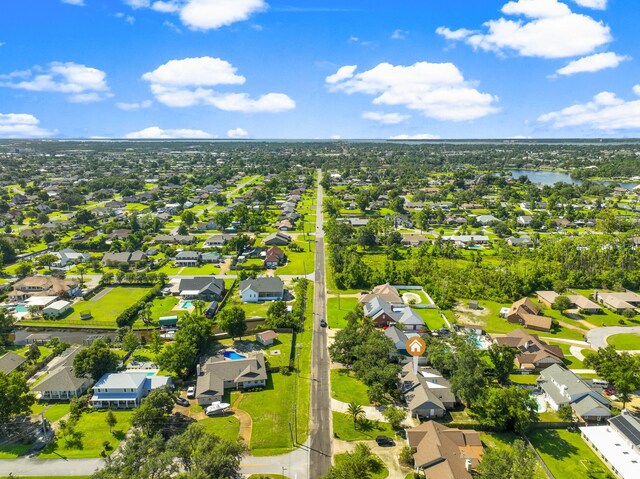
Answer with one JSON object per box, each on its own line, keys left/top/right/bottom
{"left": 452, "top": 303, "right": 490, "bottom": 326}
{"left": 402, "top": 293, "right": 421, "bottom": 304}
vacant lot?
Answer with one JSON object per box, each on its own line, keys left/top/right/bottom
{"left": 332, "top": 411, "right": 395, "bottom": 441}
{"left": 20, "top": 287, "right": 152, "bottom": 329}
{"left": 331, "top": 368, "right": 371, "bottom": 405}
{"left": 326, "top": 297, "right": 359, "bottom": 328}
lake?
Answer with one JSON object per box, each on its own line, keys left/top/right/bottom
{"left": 509, "top": 169, "right": 640, "bottom": 190}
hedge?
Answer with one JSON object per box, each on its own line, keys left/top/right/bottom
{"left": 115, "top": 283, "right": 163, "bottom": 327}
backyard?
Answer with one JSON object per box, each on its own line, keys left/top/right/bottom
{"left": 527, "top": 429, "right": 613, "bottom": 479}
{"left": 19, "top": 286, "right": 153, "bottom": 329}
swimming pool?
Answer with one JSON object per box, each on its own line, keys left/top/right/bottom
{"left": 181, "top": 301, "right": 194, "bottom": 309}
{"left": 14, "top": 305, "right": 28, "bottom": 313}
{"left": 146, "top": 371, "right": 157, "bottom": 377}
{"left": 223, "top": 351, "right": 247, "bottom": 360}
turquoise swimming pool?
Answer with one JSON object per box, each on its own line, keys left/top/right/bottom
{"left": 14, "top": 305, "right": 28, "bottom": 313}
{"left": 181, "top": 301, "right": 194, "bottom": 309}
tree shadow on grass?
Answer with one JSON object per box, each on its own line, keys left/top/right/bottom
{"left": 529, "top": 429, "right": 579, "bottom": 461}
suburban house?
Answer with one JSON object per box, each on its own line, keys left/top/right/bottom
{"left": 53, "top": 248, "right": 90, "bottom": 268}
{"left": 538, "top": 364, "right": 611, "bottom": 423}
{"left": 175, "top": 277, "right": 226, "bottom": 301}
{"left": 174, "top": 251, "right": 201, "bottom": 267}
{"left": 42, "top": 300, "right": 72, "bottom": 318}
{"left": 101, "top": 251, "right": 147, "bottom": 267}
{"left": 401, "top": 235, "right": 430, "bottom": 247}
{"left": 275, "top": 219, "right": 293, "bottom": 231}
{"left": 358, "top": 283, "right": 403, "bottom": 305}
{"left": 507, "top": 235, "right": 533, "bottom": 247}
{"left": 256, "top": 330, "right": 278, "bottom": 346}
{"left": 263, "top": 232, "right": 292, "bottom": 246}
{"left": 363, "top": 297, "right": 425, "bottom": 331}
{"left": 493, "top": 329, "right": 564, "bottom": 371}
{"left": 442, "top": 235, "right": 490, "bottom": 248}
{"left": 517, "top": 215, "right": 533, "bottom": 226}
{"left": 475, "top": 214, "right": 498, "bottom": 225}
{"left": 32, "top": 346, "right": 93, "bottom": 400}
{"left": 401, "top": 363, "right": 456, "bottom": 418}
{"left": 0, "top": 352, "right": 26, "bottom": 374}
{"left": 406, "top": 421, "right": 484, "bottom": 479}
{"left": 594, "top": 291, "right": 640, "bottom": 313}
{"left": 503, "top": 297, "right": 552, "bottom": 332}
{"left": 580, "top": 410, "right": 640, "bottom": 479}
{"left": 90, "top": 371, "right": 172, "bottom": 409}
{"left": 239, "top": 277, "right": 285, "bottom": 303}
{"left": 9, "top": 276, "right": 81, "bottom": 302}
{"left": 153, "top": 234, "right": 196, "bottom": 245}
{"left": 537, "top": 291, "right": 601, "bottom": 314}
{"left": 196, "top": 353, "right": 268, "bottom": 405}
{"left": 203, "top": 234, "right": 234, "bottom": 248}
{"left": 264, "top": 246, "right": 286, "bottom": 269}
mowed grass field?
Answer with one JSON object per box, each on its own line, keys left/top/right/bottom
{"left": 607, "top": 333, "right": 640, "bottom": 350}
{"left": 20, "top": 286, "right": 152, "bottom": 329}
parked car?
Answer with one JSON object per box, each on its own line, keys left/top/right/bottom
{"left": 174, "top": 396, "right": 189, "bottom": 407}
{"left": 604, "top": 387, "right": 616, "bottom": 396}
{"left": 375, "top": 436, "right": 394, "bottom": 447}
{"left": 186, "top": 386, "right": 195, "bottom": 399}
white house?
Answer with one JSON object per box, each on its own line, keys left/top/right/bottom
{"left": 53, "top": 248, "right": 90, "bottom": 268}
{"left": 91, "top": 371, "right": 172, "bottom": 409}
{"left": 42, "top": 300, "right": 72, "bottom": 318}
{"left": 239, "top": 277, "right": 285, "bottom": 303}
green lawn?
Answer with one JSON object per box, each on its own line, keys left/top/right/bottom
{"left": 332, "top": 412, "right": 396, "bottom": 441}
{"left": 20, "top": 286, "right": 152, "bottom": 329}
{"left": 0, "top": 443, "right": 32, "bottom": 459}
{"left": 218, "top": 334, "right": 293, "bottom": 369}
{"left": 149, "top": 295, "right": 181, "bottom": 320}
{"left": 276, "top": 241, "right": 315, "bottom": 276}
{"left": 527, "top": 429, "right": 613, "bottom": 479}
{"left": 334, "top": 452, "right": 389, "bottom": 479}
{"left": 547, "top": 342, "right": 585, "bottom": 369}
{"left": 606, "top": 333, "right": 640, "bottom": 350}
{"left": 331, "top": 368, "right": 371, "bottom": 405}
{"left": 326, "top": 297, "right": 359, "bottom": 328}
{"left": 198, "top": 415, "right": 240, "bottom": 442}
{"left": 39, "top": 410, "right": 134, "bottom": 459}
{"left": 6, "top": 344, "right": 53, "bottom": 359}
{"left": 30, "top": 403, "right": 71, "bottom": 423}
{"left": 509, "top": 374, "right": 539, "bottom": 385}
{"left": 177, "top": 265, "right": 221, "bottom": 275}
{"left": 413, "top": 307, "right": 446, "bottom": 330}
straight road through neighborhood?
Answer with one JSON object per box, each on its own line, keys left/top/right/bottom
{"left": 309, "top": 169, "right": 332, "bottom": 478}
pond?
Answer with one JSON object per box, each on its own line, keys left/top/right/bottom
{"left": 509, "top": 169, "right": 640, "bottom": 190}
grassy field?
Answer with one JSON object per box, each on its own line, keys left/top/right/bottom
{"left": 528, "top": 429, "right": 613, "bottom": 479}
{"left": 326, "top": 297, "right": 359, "bottom": 328}
{"left": 0, "top": 443, "right": 32, "bottom": 459}
{"left": 30, "top": 403, "right": 71, "bottom": 423}
{"left": 334, "top": 452, "right": 389, "bottom": 479}
{"left": 39, "top": 410, "right": 134, "bottom": 459}
{"left": 149, "top": 295, "right": 182, "bottom": 320}
{"left": 331, "top": 368, "right": 371, "bottom": 405}
{"left": 606, "top": 333, "right": 640, "bottom": 350}
{"left": 413, "top": 307, "right": 446, "bottom": 330}
{"left": 332, "top": 411, "right": 395, "bottom": 441}
{"left": 276, "top": 241, "right": 315, "bottom": 276}
{"left": 198, "top": 415, "right": 240, "bottom": 442}
{"left": 509, "top": 374, "right": 539, "bottom": 385}
{"left": 20, "top": 286, "right": 152, "bottom": 329}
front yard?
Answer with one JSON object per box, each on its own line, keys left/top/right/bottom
{"left": 332, "top": 411, "right": 395, "bottom": 441}
{"left": 331, "top": 368, "right": 371, "bottom": 405}
{"left": 39, "top": 409, "right": 134, "bottom": 459}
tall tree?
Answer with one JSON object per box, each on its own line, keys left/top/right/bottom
{"left": 0, "top": 311, "right": 14, "bottom": 345}
{"left": 132, "top": 387, "right": 175, "bottom": 436}
{"left": 487, "top": 343, "right": 518, "bottom": 384}
{"left": 478, "top": 439, "right": 538, "bottom": 479}
{"left": 0, "top": 372, "right": 36, "bottom": 423}
{"left": 73, "top": 339, "right": 119, "bottom": 381}
{"left": 217, "top": 306, "right": 247, "bottom": 340}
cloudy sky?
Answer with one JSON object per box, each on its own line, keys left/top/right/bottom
{"left": 1, "top": 0, "right": 640, "bottom": 139}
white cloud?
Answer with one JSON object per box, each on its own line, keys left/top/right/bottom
{"left": 539, "top": 86, "right": 640, "bottom": 131}
{"left": 634, "top": 85, "right": 640, "bottom": 96}
{"left": 124, "top": 0, "right": 267, "bottom": 31}
{"left": 438, "top": 0, "right": 611, "bottom": 59}
{"left": 0, "top": 62, "right": 110, "bottom": 103}
{"left": 572, "top": 0, "right": 607, "bottom": 9}
{"left": 330, "top": 135, "right": 341, "bottom": 139}
{"left": 327, "top": 61, "right": 499, "bottom": 122}
{"left": 115, "top": 12, "right": 136, "bottom": 23}
{"left": 116, "top": 100, "right": 153, "bottom": 111}
{"left": 0, "top": 113, "right": 56, "bottom": 138}
{"left": 62, "top": 0, "right": 85, "bottom": 5}
{"left": 389, "top": 134, "right": 440, "bottom": 140}
{"left": 142, "top": 56, "right": 245, "bottom": 87}
{"left": 143, "top": 56, "right": 295, "bottom": 112}
{"left": 125, "top": 126, "right": 213, "bottom": 138}
{"left": 325, "top": 65, "right": 357, "bottom": 85}
{"left": 391, "top": 29, "right": 408, "bottom": 40}
{"left": 555, "top": 52, "right": 629, "bottom": 76}
{"left": 362, "top": 111, "right": 410, "bottom": 124}
{"left": 227, "top": 127, "right": 249, "bottom": 138}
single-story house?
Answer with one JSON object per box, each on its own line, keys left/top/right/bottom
{"left": 176, "top": 277, "right": 225, "bottom": 301}
{"left": 0, "top": 352, "right": 26, "bottom": 374}
{"left": 401, "top": 235, "right": 430, "bottom": 247}
{"left": 536, "top": 291, "right": 601, "bottom": 313}
{"left": 203, "top": 234, "right": 235, "bottom": 248}
{"left": 102, "top": 251, "right": 147, "bottom": 266}
{"left": 407, "top": 421, "right": 484, "bottom": 479}
{"left": 476, "top": 214, "right": 498, "bottom": 225}
{"left": 256, "top": 330, "right": 278, "bottom": 346}
{"left": 538, "top": 364, "right": 610, "bottom": 423}
{"left": 442, "top": 235, "right": 490, "bottom": 248}
{"left": 505, "top": 297, "right": 552, "bottom": 332}
{"left": 580, "top": 410, "right": 640, "bottom": 479}
{"left": 239, "top": 277, "right": 285, "bottom": 303}
{"left": 53, "top": 248, "right": 91, "bottom": 268}
{"left": 32, "top": 346, "right": 93, "bottom": 400}
{"left": 9, "top": 276, "right": 81, "bottom": 302}
{"left": 493, "top": 329, "right": 564, "bottom": 371}
{"left": 358, "top": 283, "right": 403, "bottom": 305}
{"left": 594, "top": 291, "right": 640, "bottom": 313}
{"left": 401, "top": 363, "right": 456, "bottom": 419}
{"left": 154, "top": 234, "right": 196, "bottom": 245}
{"left": 264, "top": 246, "right": 286, "bottom": 269}
{"left": 517, "top": 215, "right": 533, "bottom": 226}
{"left": 507, "top": 235, "right": 533, "bottom": 247}
{"left": 263, "top": 232, "right": 292, "bottom": 246}
{"left": 196, "top": 353, "right": 268, "bottom": 406}
{"left": 91, "top": 371, "right": 172, "bottom": 409}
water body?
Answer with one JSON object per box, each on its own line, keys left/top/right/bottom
{"left": 509, "top": 169, "right": 640, "bottom": 190}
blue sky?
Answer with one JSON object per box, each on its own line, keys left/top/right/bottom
{"left": 1, "top": 0, "right": 640, "bottom": 139}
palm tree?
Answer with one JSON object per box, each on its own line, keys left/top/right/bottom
{"left": 193, "top": 300, "right": 206, "bottom": 316}
{"left": 76, "top": 264, "right": 87, "bottom": 287}
{"left": 346, "top": 402, "right": 365, "bottom": 427}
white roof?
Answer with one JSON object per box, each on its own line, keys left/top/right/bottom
{"left": 44, "top": 300, "right": 71, "bottom": 311}
{"left": 25, "top": 296, "right": 58, "bottom": 307}
{"left": 94, "top": 372, "right": 148, "bottom": 390}
{"left": 580, "top": 425, "right": 640, "bottom": 479}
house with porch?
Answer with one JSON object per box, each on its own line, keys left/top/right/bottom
{"left": 239, "top": 277, "right": 285, "bottom": 303}
{"left": 90, "top": 371, "right": 172, "bottom": 409}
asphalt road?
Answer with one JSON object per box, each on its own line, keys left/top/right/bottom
{"left": 309, "top": 169, "right": 332, "bottom": 478}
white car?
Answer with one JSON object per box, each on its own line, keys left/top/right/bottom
{"left": 186, "top": 386, "right": 195, "bottom": 399}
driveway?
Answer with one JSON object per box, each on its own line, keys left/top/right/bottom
{"left": 585, "top": 326, "right": 640, "bottom": 350}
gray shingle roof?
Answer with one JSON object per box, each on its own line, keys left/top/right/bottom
{"left": 239, "top": 277, "right": 284, "bottom": 295}
{"left": 0, "top": 352, "right": 26, "bottom": 374}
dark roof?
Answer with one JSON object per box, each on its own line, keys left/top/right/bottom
{"left": 178, "top": 277, "right": 225, "bottom": 296}
{"left": 610, "top": 413, "right": 640, "bottom": 446}
{"left": 239, "top": 277, "right": 284, "bottom": 294}
{"left": 0, "top": 352, "right": 26, "bottom": 374}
